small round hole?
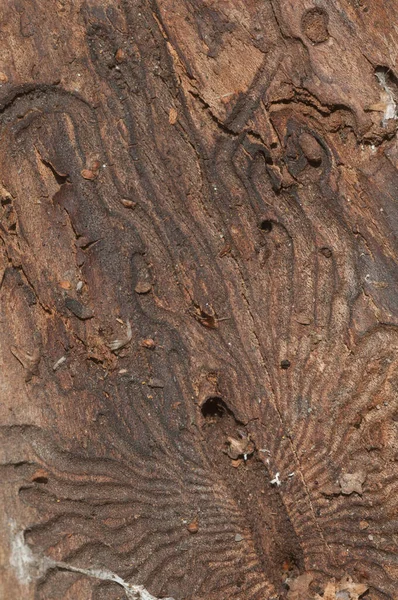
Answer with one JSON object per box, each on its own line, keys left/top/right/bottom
{"left": 33, "top": 475, "right": 48, "bottom": 484}
{"left": 201, "top": 397, "right": 228, "bottom": 419}
{"left": 32, "top": 474, "right": 49, "bottom": 484}
{"left": 259, "top": 220, "right": 273, "bottom": 233}
{"left": 320, "top": 246, "right": 332, "bottom": 258}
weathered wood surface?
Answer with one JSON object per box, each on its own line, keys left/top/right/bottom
{"left": 1, "top": 1, "right": 398, "bottom": 598}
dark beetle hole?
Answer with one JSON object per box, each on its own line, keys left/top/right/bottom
{"left": 201, "top": 397, "right": 229, "bottom": 419}
{"left": 259, "top": 219, "right": 273, "bottom": 233}
{"left": 307, "top": 155, "right": 322, "bottom": 168}
{"left": 320, "top": 246, "right": 332, "bottom": 258}
{"left": 32, "top": 474, "right": 48, "bottom": 484}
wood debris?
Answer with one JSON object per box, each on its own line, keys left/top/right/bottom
{"left": 141, "top": 338, "right": 156, "bottom": 349}
{"left": 80, "top": 160, "right": 101, "bottom": 181}
{"left": 121, "top": 199, "right": 136, "bottom": 209}
{"left": 115, "top": 48, "right": 125, "bottom": 63}
{"left": 339, "top": 472, "right": 366, "bottom": 495}
{"left": 286, "top": 572, "right": 313, "bottom": 600}
{"left": 135, "top": 281, "right": 152, "bottom": 294}
{"left": 287, "top": 573, "right": 368, "bottom": 600}
{"left": 107, "top": 319, "right": 132, "bottom": 352}
{"left": 148, "top": 378, "right": 164, "bottom": 388}
{"left": 226, "top": 434, "right": 254, "bottom": 460}
{"left": 80, "top": 168, "right": 97, "bottom": 180}
{"left": 314, "top": 575, "right": 368, "bottom": 600}
{"left": 65, "top": 297, "right": 93, "bottom": 320}
{"left": 52, "top": 356, "right": 66, "bottom": 371}
{"left": 187, "top": 519, "right": 198, "bottom": 534}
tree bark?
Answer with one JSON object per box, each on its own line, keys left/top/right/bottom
{"left": 1, "top": 1, "right": 398, "bottom": 598}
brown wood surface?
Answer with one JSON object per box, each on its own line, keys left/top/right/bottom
{"left": 1, "top": 1, "right": 398, "bottom": 598}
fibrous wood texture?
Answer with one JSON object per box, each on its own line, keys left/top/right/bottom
{"left": 1, "top": 1, "right": 398, "bottom": 598}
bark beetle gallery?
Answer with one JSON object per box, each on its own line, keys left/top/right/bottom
{"left": 1, "top": 1, "right": 398, "bottom": 599}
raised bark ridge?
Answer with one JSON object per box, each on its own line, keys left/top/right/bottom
{"left": 0, "top": 1, "right": 398, "bottom": 599}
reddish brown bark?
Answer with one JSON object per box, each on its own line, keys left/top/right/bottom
{"left": 1, "top": 1, "right": 398, "bottom": 599}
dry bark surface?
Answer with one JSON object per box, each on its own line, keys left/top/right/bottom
{"left": 1, "top": 1, "right": 398, "bottom": 599}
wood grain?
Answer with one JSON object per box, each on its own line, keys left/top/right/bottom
{"left": 1, "top": 1, "right": 398, "bottom": 598}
